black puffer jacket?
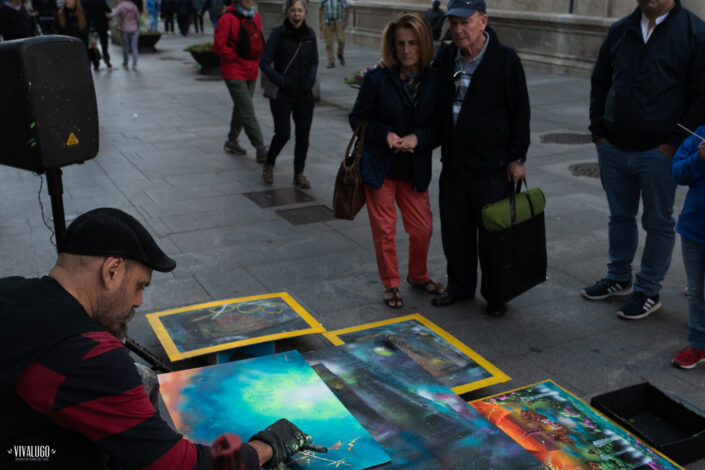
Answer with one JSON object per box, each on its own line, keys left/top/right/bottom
{"left": 260, "top": 19, "right": 318, "bottom": 100}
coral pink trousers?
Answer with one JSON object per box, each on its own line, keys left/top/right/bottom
{"left": 365, "top": 179, "right": 433, "bottom": 289}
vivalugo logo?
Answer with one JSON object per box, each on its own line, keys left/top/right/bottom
{"left": 7, "top": 445, "right": 56, "bottom": 462}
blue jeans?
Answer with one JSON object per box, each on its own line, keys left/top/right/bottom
{"left": 121, "top": 31, "right": 139, "bottom": 66}
{"left": 149, "top": 12, "right": 159, "bottom": 31}
{"left": 597, "top": 141, "right": 677, "bottom": 296}
{"left": 682, "top": 236, "right": 705, "bottom": 350}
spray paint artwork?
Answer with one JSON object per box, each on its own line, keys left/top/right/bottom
{"left": 324, "top": 314, "right": 509, "bottom": 393}
{"left": 304, "top": 339, "right": 541, "bottom": 469}
{"left": 470, "top": 380, "right": 683, "bottom": 470}
{"left": 146, "top": 293, "right": 324, "bottom": 361}
{"left": 158, "top": 351, "right": 391, "bottom": 469}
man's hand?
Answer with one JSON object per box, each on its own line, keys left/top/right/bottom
{"left": 699, "top": 140, "right": 705, "bottom": 161}
{"left": 506, "top": 160, "right": 526, "bottom": 184}
{"left": 392, "top": 134, "right": 418, "bottom": 153}
{"left": 250, "top": 419, "right": 327, "bottom": 468}
{"left": 657, "top": 143, "right": 676, "bottom": 157}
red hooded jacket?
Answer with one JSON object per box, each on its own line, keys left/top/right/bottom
{"left": 213, "top": 5, "right": 262, "bottom": 81}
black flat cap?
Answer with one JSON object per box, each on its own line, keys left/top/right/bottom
{"left": 60, "top": 208, "right": 176, "bottom": 272}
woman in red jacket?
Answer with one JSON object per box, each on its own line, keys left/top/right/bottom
{"left": 213, "top": 0, "right": 268, "bottom": 162}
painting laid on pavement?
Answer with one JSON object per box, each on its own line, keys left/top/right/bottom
{"left": 304, "top": 339, "right": 540, "bottom": 469}
{"left": 323, "top": 314, "right": 509, "bottom": 393}
{"left": 470, "top": 380, "right": 683, "bottom": 470}
{"left": 158, "top": 350, "right": 391, "bottom": 470}
{"left": 146, "top": 293, "right": 325, "bottom": 361}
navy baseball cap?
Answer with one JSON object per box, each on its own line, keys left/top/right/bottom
{"left": 445, "top": 0, "right": 486, "bottom": 17}
{"left": 60, "top": 208, "right": 176, "bottom": 272}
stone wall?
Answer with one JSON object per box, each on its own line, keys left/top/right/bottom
{"left": 258, "top": 0, "right": 705, "bottom": 77}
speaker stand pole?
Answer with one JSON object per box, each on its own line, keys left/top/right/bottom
{"left": 46, "top": 168, "right": 66, "bottom": 249}
{"left": 44, "top": 168, "right": 172, "bottom": 373}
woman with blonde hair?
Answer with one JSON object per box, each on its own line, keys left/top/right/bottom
{"left": 57, "top": 0, "right": 88, "bottom": 47}
{"left": 349, "top": 12, "right": 444, "bottom": 309}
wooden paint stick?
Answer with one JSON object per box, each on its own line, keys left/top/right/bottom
{"left": 677, "top": 123, "right": 705, "bottom": 142}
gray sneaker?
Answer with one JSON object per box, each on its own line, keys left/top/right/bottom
{"left": 224, "top": 139, "right": 246, "bottom": 154}
{"left": 256, "top": 145, "right": 268, "bottom": 163}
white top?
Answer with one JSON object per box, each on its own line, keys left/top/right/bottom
{"left": 641, "top": 10, "right": 670, "bottom": 43}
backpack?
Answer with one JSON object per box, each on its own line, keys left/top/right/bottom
{"left": 226, "top": 9, "right": 263, "bottom": 60}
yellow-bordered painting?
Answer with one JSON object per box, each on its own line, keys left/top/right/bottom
{"left": 146, "top": 292, "right": 325, "bottom": 361}
{"left": 470, "top": 379, "right": 684, "bottom": 470}
{"left": 323, "top": 313, "right": 509, "bottom": 394}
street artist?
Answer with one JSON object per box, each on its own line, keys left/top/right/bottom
{"left": 0, "top": 208, "right": 325, "bottom": 469}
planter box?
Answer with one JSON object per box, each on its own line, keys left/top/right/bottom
{"left": 138, "top": 32, "right": 161, "bottom": 49}
{"left": 591, "top": 382, "right": 705, "bottom": 465}
{"left": 188, "top": 49, "right": 220, "bottom": 68}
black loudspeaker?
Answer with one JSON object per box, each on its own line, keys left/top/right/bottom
{"left": 0, "top": 35, "right": 99, "bottom": 173}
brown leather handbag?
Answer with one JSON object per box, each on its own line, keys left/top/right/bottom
{"left": 333, "top": 120, "right": 367, "bottom": 220}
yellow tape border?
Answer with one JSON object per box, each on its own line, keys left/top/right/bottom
{"left": 322, "top": 313, "right": 510, "bottom": 394}
{"left": 146, "top": 292, "right": 325, "bottom": 361}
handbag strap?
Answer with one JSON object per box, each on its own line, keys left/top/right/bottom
{"left": 280, "top": 42, "right": 303, "bottom": 78}
{"left": 345, "top": 120, "right": 367, "bottom": 161}
{"left": 510, "top": 178, "right": 535, "bottom": 226}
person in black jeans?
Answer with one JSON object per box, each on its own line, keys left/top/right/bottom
{"left": 83, "top": 0, "right": 111, "bottom": 68}
{"left": 259, "top": 0, "right": 318, "bottom": 188}
{"left": 32, "top": 0, "right": 57, "bottom": 34}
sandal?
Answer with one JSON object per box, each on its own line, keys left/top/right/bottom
{"left": 407, "top": 277, "right": 446, "bottom": 295}
{"left": 384, "top": 287, "right": 403, "bottom": 309}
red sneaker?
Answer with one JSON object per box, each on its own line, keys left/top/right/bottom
{"left": 672, "top": 346, "right": 705, "bottom": 369}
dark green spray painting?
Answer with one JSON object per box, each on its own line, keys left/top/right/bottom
{"left": 159, "top": 351, "right": 391, "bottom": 469}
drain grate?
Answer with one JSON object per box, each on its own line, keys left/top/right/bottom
{"left": 569, "top": 162, "right": 600, "bottom": 178}
{"left": 194, "top": 76, "right": 221, "bottom": 81}
{"left": 243, "top": 187, "right": 315, "bottom": 208}
{"left": 158, "top": 56, "right": 183, "bottom": 61}
{"left": 276, "top": 205, "right": 334, "bottom": 225}
{"left": 541, "top": 133, "right": 593, "bottom": 144}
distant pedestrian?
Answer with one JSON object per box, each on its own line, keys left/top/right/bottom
{"left": 146, "top": 0, "right": 160, "bottom": 31}
{"left": 0, "top": 0, "right": 35, "bottom": 40}
{"left": 161, "top": 0, "right": 176, "bottom": 32}
{"left": 671, "top": 126, "right": 705, "bottom": 369}
{"left": 83, "top": 0, "right": 112, "bottom": 68}
{"left": 583, "top": 0, "right": 705, "bottom": 320}
{"left": 176, "top": 0, "right": 192, "bottom": 34}
{"left": 57, "top": 0, "right": 88, "bottom": 46}
{"left": 106, "top": 0, "right": 140, "bottom": 69}
{"left": 425, "top": 0, "right": 443, "bottom": 41}
{"left": 191, "top": 0, "right": 203, "bottom": 32}
{"left": 349, "top": 12, "right": 445, "bottom": 309}
{"left": 31, "top": 0, "right": 57, "bottom": 34}
{"left": 260, "top": 0, "right": 318, "bottom": 188}
{"left": 201, "top": 0, "right": 223, "bottom": 27}
{"left": 318, "top": 0, "right": 347, "bottom": 68}
{"left": 213, "top": 0, "right": 268, "bottom": 161}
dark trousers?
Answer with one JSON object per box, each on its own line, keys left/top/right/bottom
{"left": 439, "top": 169, "right": 513, "bottom": 303}
{"left": 177, "top": 13, "right": 190, "bottom": 35}
{"left": 164, "top": 15, "right": 174, "bottom": 32}
{"left": 96, "top": 28, "right": 110, "bottom": 64}
{"left": 193, "top": 12, "right": 203, "bottom": 32}
{"left": 266, "top": 96, "right": 314, "bottom": 174}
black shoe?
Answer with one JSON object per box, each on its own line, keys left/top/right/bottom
{"left": 338, "top": 53, "right": 345, "bottom": 65}
{"left": 486, "top": 302, "right": 507, "bottom": 317}
{"left": 431, "top": 291, "right": 457, "bottom": 307}
{"left": 581, "top": 277, "right": 632, "bottom": 300}
{"left": 616, "top": 292, "right": 661, "bottom": 320}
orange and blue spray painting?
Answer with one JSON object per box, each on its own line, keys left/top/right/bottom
{"left": 471, "top": 381, "right": 683, "bottom": 470}
{"left": 158, "top": 351, "right": 390, "bottom": 470}
{"left": 305, "top": 339, "right": 541, "bottom": 469}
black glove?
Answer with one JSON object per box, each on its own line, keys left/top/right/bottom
{"left": 249, "top": 419, "right": 325, "bottom": 468}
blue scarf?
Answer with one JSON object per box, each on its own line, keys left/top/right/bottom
{"left": 236, "top": 3, "right": 255, "bottom": 18}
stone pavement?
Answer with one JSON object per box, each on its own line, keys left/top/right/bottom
{"left": 2, "top": 29, "right": 704, "bottom": 468}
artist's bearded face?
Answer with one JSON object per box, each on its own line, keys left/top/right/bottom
{"left": 93, "top": 261, "right": 151, "bottom": 340}
{"left": 94, "top": 278, "right": 135, "bottom": 340}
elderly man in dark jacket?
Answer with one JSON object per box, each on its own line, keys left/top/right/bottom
{"left": 430, "top": 0, "right": 530, "bottom": 317}
{"left": 583, "top": 0, "right": 705, "bottom": 320}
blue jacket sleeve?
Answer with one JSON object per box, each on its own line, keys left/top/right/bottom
{"left": 672, "top": 127, "right": 705, "bottom": 185}
{"left": 348, "top": 71, "right": 391, "bottom": 147}
{"left": 260, "top": 27, "right": 283, "bottom": 86}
